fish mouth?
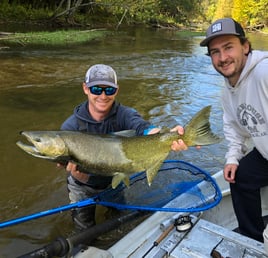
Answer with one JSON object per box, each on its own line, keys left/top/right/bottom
{"left": 16, "top": 131, "right": 68, "bottom": 160}
{"left": 16, "top": 131, "right": 54, "bottom": 159}
{"left": 16, "top": 140, "right": 52, "bottom": 159}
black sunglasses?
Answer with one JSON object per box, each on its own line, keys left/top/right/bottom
{"left": 89, "top": 86, "right": 117, "bottom": 96}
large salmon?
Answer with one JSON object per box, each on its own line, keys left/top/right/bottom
{"left": 16, "top": 106, "right": 221, "bottom": 188}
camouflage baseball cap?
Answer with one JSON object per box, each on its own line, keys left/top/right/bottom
{"left": 200, "top": 18, "right": 245, "bottom": 47}
{"left": 85, "top": 64, "right": 118, "bottom": 88}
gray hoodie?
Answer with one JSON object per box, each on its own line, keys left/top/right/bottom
{"left": 222, "top": 50, "right": 268, "bottom": 164}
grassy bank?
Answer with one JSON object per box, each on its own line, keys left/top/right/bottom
{"left": 0, "top": 29, "right": 109, "bottom": 47}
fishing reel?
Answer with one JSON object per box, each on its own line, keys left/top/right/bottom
{"left": 174, "top": 214, "right": 193, "bottom": 232}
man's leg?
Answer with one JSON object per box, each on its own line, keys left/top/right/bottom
{"left": 67, "top": 175, "right": 99, "bottom": 230}
{"left": 230, "top": 148, "right": 268, "bottom": 242}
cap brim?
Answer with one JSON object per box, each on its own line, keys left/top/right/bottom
{"left": 86, "top": 81, "right": 118, "bottom": 88}
{"left": 200, "top": 32, "right": 241, "bottom": 47}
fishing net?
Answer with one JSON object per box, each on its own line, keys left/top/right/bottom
{"left": 96, "top": 160, "right": 222, "bottom": 212}
{"left": 0, "top": 160, "right": 222, "bottom": 229}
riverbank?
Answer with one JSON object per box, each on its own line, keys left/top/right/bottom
{"left": 0, "top": 26, "right": 204, "bottom": 49}
{"left": 0, "top": 29, "right": 110, "bottom": 48}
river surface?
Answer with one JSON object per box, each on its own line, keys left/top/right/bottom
{"left": 0, "top": 27, "right": 267, "bottom": 257}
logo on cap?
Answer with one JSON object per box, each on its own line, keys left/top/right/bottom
{"left": 211, "top": 22, "right": 222, "bottom": 34}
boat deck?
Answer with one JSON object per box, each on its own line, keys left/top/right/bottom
{"left": 74, "top": 169, "right": 268, "bottom": 258}
{"left": 109, "top": 214, "right": 267, "bottom": 258}
{"left": 157, "top": 217, "right": 266, "bottom": 258}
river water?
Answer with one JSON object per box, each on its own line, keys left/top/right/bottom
{"left": 0, "top": 27, "right": 267, "bottom": 257}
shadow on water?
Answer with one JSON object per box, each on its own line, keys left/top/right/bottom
{"left": 0, "top": 27, "right": 267, "bottom": 257}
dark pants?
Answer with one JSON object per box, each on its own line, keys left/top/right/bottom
{"left": 67, "top": 174, "right": 112, "bottom": 230}
{"left": 230, "top": 148, "right": 268, "bottom": 242}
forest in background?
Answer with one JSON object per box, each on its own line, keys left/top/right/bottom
{"left": 0, "top": 0, "right": 267, "bottom": 31}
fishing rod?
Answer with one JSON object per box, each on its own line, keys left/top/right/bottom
{"left": 142, "top": 214, "right": 194, "bottom": 258}
{"left": 18, "top": 210, "right": 144, "bottom": 258}
{"left": 142, "top": 223, "right": 175, "bottom": 258}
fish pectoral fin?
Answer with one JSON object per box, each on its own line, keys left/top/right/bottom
{"left": 112, "top": 173, "right": 129, "bottom": 189}
{"left": 146, "top": 160, "right": 164, "bottom": 186}
{"left": 123, "top": 176, "right": 130, "bottom": 188}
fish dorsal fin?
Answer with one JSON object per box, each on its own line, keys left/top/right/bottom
{"left": 112, "top": 173, "right": 130, "bottom": 189}
{"left": 159, "top": 126, "right": 170, "bottom": 133}
{"left": 111, "top": 130, "right": 136, "bottom": 137}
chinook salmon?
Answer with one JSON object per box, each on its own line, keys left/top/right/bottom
{"left": 16, "top": 105, "right": 221, "bottom": 188}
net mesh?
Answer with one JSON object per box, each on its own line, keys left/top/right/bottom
{"left": 96, "top": 160, "right": 222, "bottom": 212}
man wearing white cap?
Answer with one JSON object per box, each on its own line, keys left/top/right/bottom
{"left": 200, "top": 18, "right": 268, "bottom": 242}
{"left": 61, "top": 64, "right": 187, "bottom": 230}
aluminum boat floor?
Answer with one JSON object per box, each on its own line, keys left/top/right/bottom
{"left": 126, "top": 216, "right": 267, "bottom": 258}
{"left": 75, "top": 215, "right": 268, "bottom": 258}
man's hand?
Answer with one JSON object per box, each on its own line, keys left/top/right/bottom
{"left": 57, "top": 161, "right": 89, "bottom": 183}
{"left": 170, "top": 125, "right": 201, "bottom": 151}
{"left": 170, "top": 126, "right": 188, "bottom": 151}
{"left": 223, "top": 164, "right": 238, "bottom": 183}
{"left": 147, "top": 125, "right": 188, "bottom": 151}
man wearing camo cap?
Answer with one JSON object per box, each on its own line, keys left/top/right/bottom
{"left": 60, "top": 64, "right": 188, "bottom": 230}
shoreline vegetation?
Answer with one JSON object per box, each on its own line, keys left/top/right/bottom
{"left": 0, "top": 24, "right": 266, "bottom": 49}
{"left": 0, "top": 1, "right": 267, "bottom": 48}
{"left": 0, "top": 26, "right": 266, "bottom": 49}
{"left": 0, "top": 29, "right": 110, "bottom": 47}
{"left": 0, "top": 28, "right": 205, "bottom": 48}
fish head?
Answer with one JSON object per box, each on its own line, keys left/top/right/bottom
{"left": 16, "top": 131, "right": 68, "bottom": 159}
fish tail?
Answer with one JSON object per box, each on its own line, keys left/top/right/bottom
{"left": 183, "top": 106, "right": 221, "bottom": 146}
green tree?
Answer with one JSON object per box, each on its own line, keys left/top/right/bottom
{"left": 0, "top": 0, "right": 267, "bottom": 29}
